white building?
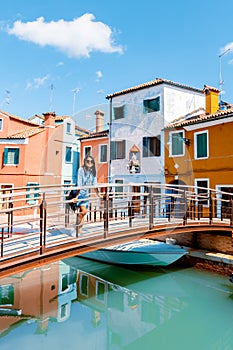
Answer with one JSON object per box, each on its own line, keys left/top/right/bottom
{"left": 106, "top": 78, "right": 205, "bottom": 187}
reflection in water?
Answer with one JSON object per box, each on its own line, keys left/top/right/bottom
{"left": 0, "top": 257, "right": 232, "bottom": 349}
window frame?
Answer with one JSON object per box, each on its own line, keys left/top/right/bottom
{"left": 66, "top": 122, "right": 71, "bottom": 134}
{"left": 113, "top": 105, "right": 125, "bottom": 120}
{"left": 143, "top": 96, "right": 160, "bottom": 113}
{"left": 110, "top": 140, "right": 126, "bottom": 160}
{"left": 169, "top": 130, "right": 184, "bottom": 157}
{"left": 142, "top": 135, "right": 161, "bottom": 157}
{"left": 84, "top": 146, "right": 92, "bottom": 159}
{"left": 194, "top": 130, "right": 208, "bottom": 159}
{"left": 26, "top": 182, "right": 40, "bottom": 205}
{"left": 195, "top": 178, "right": 210, "bottom": 206}
{"left": 3, "top": 147, "right": 20, "bottom": 165}
{"left": 99, "top": 144, "right": 108, "bottom": 163}
{"left": 114, "top": 179, "right": 124, "bottom": 199}
{"left": 65, "top": 146, "right": 72, "bottom": 163}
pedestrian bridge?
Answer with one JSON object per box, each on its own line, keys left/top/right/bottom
{"left": 0, "top": 182, "right": 232, "bottom": 275}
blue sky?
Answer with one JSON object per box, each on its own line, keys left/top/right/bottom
{"left": 1, "top": 0, "right": 233, "bottom": 130}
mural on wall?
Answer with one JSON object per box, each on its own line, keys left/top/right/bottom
{"left": 128, "top": 144, "right": 140, "bottom": 174}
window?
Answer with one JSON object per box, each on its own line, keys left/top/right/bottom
{"left": 3, "top": 148, "right": 20, "bottom": 165}
{"left": 110, "top": 140, "right": 126, "bottom": 160}
{"left": 80, "top": 274, "right": 88, "bottom": 296}
{"left": 143, "top": 136, "right": 161, "bottom": 157}
{"left": 115, "top": 179, "right": 123, "bottom": 199}
{"left": 0, "top": 284, "right": 14, "bottom": 305}
{"left": 113, "top": 105, "right": 125, "bottom": 120}
{"left": 84, "top": 146, "right": 91, "bottom": 158}
{"left": 96, "top": 281, "right": 106, "bottom": 302}
{"left": 65, "top": 146, "right": 72, "bottom": 162}
{"left": 195, "top": 131, "right": 208, "bottom": 159}
{"left": 143, "top": 96, "right": 160, "bottom": 113}
{"left": 100, "top": 144, "right": 107, "bottom": 163}
{"left": 66, "top": 122, "right": 71, "bottom": 134}
{"left": 170, "top": 131, "right": 184, "bottom": 156}
{"left": 0, "top": 119, "right": 2, "bottom": 131}
{"left": 195, "top": 179, "right": 209, "bottom": 206}
{"left": 26, "top": 182, "right": 39, "bottom": 204}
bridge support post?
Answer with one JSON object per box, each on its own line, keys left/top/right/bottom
{"left": 103, "top": 189, "right": 109, "bottom": 238}
{"left": 209, "top": 190, "right": 212, "bottom": 225}
{"left": 183, "top": 190, "right": 187, "bottom": 226}
{"left": 65, "top": 204, "right": 70, "bottom": 228}
{"left": 230, "top": 199, "right": 233, "bottom": 227}
{"left": 149, "top": 186, "right": 154, "bottom": 230}
{"left": 39, "top": 193, "right": 47, "bottom": 255}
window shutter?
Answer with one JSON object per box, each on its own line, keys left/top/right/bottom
{"left": 3, "top": 148, "right": 8, "bottom": 165}
{"left": 197, "top": 133, "right": 207, "bottom": 158}
{"left": 15, "top": 149, "right": 20, "bottom": 164}
{"left": 143, "top": 137, "right": 148, "bottom": 157}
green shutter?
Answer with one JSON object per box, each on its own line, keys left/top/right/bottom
{"left": 15, "top": 149, "right": 20, "bottom": 164}
{"left": 3, "top": 148, "right": 8, "bottom": 165}
{"left": 197, "top": 133, "right": 207, "bottom": 158}
{"left": 172, "top": 132, "right": 183, "bottom": 155}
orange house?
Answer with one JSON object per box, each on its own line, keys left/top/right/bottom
{"left": 79, "top": 110, "right": 109, "bottom": 185}
{"left": 164, "top": 86, "right": 233, "bottom": 215}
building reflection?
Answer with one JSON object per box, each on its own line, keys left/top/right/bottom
{"left": 0, "top": 259, "right": 185, "bottom": 347}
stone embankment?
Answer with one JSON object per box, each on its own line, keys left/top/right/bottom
{"left": 160, "top": 232, "right": 233, "bottom": 276}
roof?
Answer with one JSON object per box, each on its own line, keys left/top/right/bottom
{"left": 0, "top": 110, "right": 39, "bottom": 126}
{"left": 8, "top": 127, "right": 45, "bottom": 139}
{"left": 106, "top": 77, "right": 203, "bottom": 99}
{"left": 165, "top": 106, "right": 233, "bottom": 130}
{"left": 75, "top": 124, "right": 92, "bottom": 135}
{"left": 80, "top": 129, "right": 109, "bottom": 140}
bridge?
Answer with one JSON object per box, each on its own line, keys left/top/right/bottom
{"left": 0, "top": 182, "right": 232, "bottom": 276}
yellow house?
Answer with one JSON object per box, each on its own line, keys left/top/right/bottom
{"left": 164, "top": 86, "right": 233, "bottom": 215}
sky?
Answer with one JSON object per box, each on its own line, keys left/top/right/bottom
{"left": 1, "top": 0, "right": 233, "bottom": 131}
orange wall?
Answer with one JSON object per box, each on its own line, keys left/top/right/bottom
{"left": 80, "top": 137, "right": 109, "bottom": 184}
{"left": 164, "top": 119, "right": 233, "bottom": 189}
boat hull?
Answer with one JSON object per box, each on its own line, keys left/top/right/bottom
{"left": 80, "top": 240, "right": 187, "bottom": 266}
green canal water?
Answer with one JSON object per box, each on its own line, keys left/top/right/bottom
{"left": 0, "top": 257, "right": 232, "bottom": 350}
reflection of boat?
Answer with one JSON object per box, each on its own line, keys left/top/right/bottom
{"left": 80, "top": 239, "right": 188, "bottom": 266}
{"left": 230, "top": 273, "right": 233, "bottom": 283}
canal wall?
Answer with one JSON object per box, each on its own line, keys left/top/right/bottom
{"left": 156, "top": 231, "right": 233, "bottom": 275}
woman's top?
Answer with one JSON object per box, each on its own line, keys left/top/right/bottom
{"left": 77, "top": 167, "right": 97, "bottom": 198}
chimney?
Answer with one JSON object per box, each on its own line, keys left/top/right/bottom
{"left": 43, "top": 112, "right": 56, "bottom": 127}
{"left": 95, "top": 110, "right": 104, "bottom": 132}
{"left": 203, "top": 86, "right": 220, "bottom": 114}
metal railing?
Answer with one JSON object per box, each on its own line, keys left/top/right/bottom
{"left": 0, "top": 183, "right": 232, "bottom": 261}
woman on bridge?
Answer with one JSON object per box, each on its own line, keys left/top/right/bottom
{"left": 73, "top": 155, "right": 102, "bottom": 232}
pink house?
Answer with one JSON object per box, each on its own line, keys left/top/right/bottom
{"left": 0, "top": 110, "right": 78, "bottom": 212}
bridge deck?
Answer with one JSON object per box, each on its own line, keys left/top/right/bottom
{"left": 0, "top": 182, "right": 232, "bottom": 276}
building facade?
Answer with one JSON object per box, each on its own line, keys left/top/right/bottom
{"left": 164, "top": 86, "right": 233, "bottom": 217}
{"left": 106, "top": 78, "right": 205, "bottom": 200}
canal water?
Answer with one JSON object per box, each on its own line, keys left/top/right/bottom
{"left": 0, "top": 257, "right": 232, "bottom": 350}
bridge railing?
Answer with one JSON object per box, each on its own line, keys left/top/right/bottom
{"left": 0, "top": 183, "right": 232, "bottom": 260}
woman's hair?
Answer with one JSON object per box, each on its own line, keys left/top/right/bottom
{"left": 83, "top": 155, "right": 96, "bottom": 177}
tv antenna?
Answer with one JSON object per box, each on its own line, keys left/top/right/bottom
{"left": 49, "top": 84, "right": 54, "bottom": 111}
{"left": 219, "top": 48, "right": 230, "bottom": 101}
{"left": 72, "top": 88, "right": 80, "bottom": 116}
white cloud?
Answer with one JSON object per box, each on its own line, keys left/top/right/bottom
{"left": 7, "top": 14, "right": 123, "bottom": 58}
{"left": 26, "top": 74, "right": 49, "bottom": 89}
{"left": 96, "top": 70, "right": 103, "bottom": 79}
